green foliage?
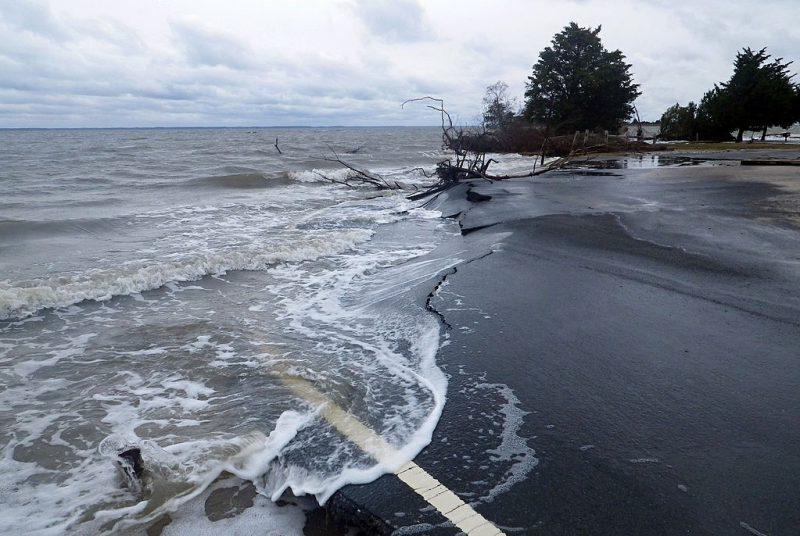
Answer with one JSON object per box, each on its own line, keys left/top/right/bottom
{"left": 524, "top": 23, "right": 640, "bottom": 134}
{"left": 721, "top": 47, "right": 796, "bottom": 140}
{"left": 659, "top": 102, "right": 697, "bottom": 140}
{"left": 695, "top": 87, "right": 736, "bottom": 141}
{"left": 661, "top": 47, "right": 798, "bottom": 142}
{"left": 482, "top": 81, "right": 517, "bottom": 132}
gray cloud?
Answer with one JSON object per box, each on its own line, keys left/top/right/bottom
{"left": 353, "top": 0, "right": 432, "bottom": 43}
{"left": 170, "top": 21, "right": 255, "bottom": 70}
{"left": 0, "top": 0, "right": 798, "bottom": 127}
{"left": 0, "top": 0, "right": 71, "bottom": 41}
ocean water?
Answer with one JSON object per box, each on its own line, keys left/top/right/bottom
{"left": 0, "top": 127, "right": 543, "bottom": 534}
{"left": 0, "top": 127, "right": 452, "bottom": 533}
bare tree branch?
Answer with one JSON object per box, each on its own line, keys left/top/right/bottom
{"left": 402, "top": 96, "right": 575, "bottom": 196}
{"left": 317, "top": 97, "right": 574, "bottom": 199}
{"left": 319, "top": 146, "right": 403, "bottom": 190}
{"left": 344, "top": 143, "right": 367, "bottom": 154}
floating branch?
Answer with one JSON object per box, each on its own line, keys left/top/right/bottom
{"left": 344, "top": 143, "right": 367, "bottom": 154}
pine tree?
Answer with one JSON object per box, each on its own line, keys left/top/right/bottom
{"left": 524, "top": 23, "right": 640, "bottom": 134}
{"left": 659, "top": 102, "right": 697, "bottom": 140}
{"left": 722, "top": 48, "right": 796, "bottom": 141}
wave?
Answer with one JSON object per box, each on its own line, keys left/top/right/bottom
{"left": 156, "top": 164, "right": 438, "bottom": 191}
{"left": 288, "top": 168, "right": 352, "bottom": 183}
{"left": 182, "top": 173, "right": 295, "bottom": 189}
{"left": 0, "top": 229, "right": 373, "bottom": 320}
{"left": 288, "top": 165, "right": 435, "bottom": 186}
{"left": 83, "top": 231, "right": 450, "bottom": 532}
{"left": 0, "top": 216, "right": 132, "bottom": 243}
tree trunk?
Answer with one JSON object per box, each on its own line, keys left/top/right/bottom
{"left": 736, "top": 128, "right": 744, "bottom": 143}
{"left": 760, "top": 127, "right": 767, "bottom": 141}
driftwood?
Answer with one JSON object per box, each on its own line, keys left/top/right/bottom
{"left": 402, "top": 96, "right": 570, "bottom": 190}
{"left": 319, "top": 97, "right": 571, "bottom": 199}
{"left": 315, "top": 148, "right": 405, "bottom": 190}
{"left": 274, "top": 138, "right": 282, "bottom": 154}
{"left": 405, "top": 156, "right": 569, "bottom": 201}
{"left": 344, "top": 144, "right": 367, "bottom": 154}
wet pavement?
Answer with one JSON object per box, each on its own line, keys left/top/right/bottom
{"left": 333, "top": 152, "right": 800, "bottom": 535}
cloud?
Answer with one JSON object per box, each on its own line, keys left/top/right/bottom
{"left": 352, "top": 0, "right": 432, "bottom": 43}
{"left": 0, "top": 0, "right": 798, "bottom": 127}
{"left": 170, "top": 21, "right": 254, "bottom": 70}
{"left": 0, "top": 0, "right": 71, "bottom": 41}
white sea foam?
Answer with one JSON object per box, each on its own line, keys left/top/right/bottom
{"left": 288, "top": 168, "right": 352, "bottom": 183}
{"left": 476, "top": 382, "right": 538, "bottom": 503}
{"left": 483, "top": 152, "right": 559, "bottom": 175}
{"left": 97, "top": 411, "right": 317, "bottom": 533}
{"left": 0, "top": 229, "right": 372, "bottom": 320}
{"left": 159, "top": 478, "right": 308, "bottom": 536}
{"left": 289, "top": 165, "right": 435, "bottom": 187}
{"left": 257, "top": 237, "right": 454, "bottom": 505}
{"left": 0, "top": 128, "right": 473, "bottom": 534}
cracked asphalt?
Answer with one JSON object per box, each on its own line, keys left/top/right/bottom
{"left": 332, "top": 151, "right": 800, "bottom": 535}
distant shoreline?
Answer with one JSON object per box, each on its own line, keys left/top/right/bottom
{"left": 0, "top": 125, "right": 443, "bottom": 131}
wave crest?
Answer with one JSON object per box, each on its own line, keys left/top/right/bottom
{"left": 0, "top": 229, "right": 372, "bottom": 320}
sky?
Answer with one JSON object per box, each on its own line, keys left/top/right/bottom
{"left": 1, "top": 0, "right": 798, "bottom": 128}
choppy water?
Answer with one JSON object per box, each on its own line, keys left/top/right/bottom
{"left": 0, "top": 127, "right": 541, "bottom": 534}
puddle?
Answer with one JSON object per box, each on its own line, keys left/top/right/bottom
{"left": 565, "top": 155, "right": 732, "bottom": 170}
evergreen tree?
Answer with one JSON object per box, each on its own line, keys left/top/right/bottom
{"left": 524, "top": 23, "right": 640, "bottom": 134}
{"left": 721, "top": 47, "right": 796, "bottom": 141}
{"left": 695, "top": 86, "right": 736, "bottom": 141}
{"left": 659, "top": 102, "right": 697, "bottom": 140}
{"left": 666, "top": 47, "right": 798, "bottom": 142}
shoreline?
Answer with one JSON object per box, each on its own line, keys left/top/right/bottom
{"left": 134, "top": 148, "right": 800, "bottom": 535}
{"left": 325, "top": 149, "right": 800, "bottom": 534}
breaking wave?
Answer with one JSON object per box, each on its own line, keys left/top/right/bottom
{"left": 0, "top": 229, "right": 372, "bottom": 319}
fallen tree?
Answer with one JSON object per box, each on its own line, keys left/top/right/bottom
{"left": 317, "top": 97, "right": 572, "bottom": 198}
{"left": 402, "top": 97, "right": 571, "bottom": 189}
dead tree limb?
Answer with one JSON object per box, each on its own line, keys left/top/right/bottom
{"left": 274, "top": 138, "right": 282, "bottom": 154}
{"left": 313, "top": 170, "right": 354, "bottom": 188}
{"left": 403, "top": 96, "right": 572, "bottom": 194}
{"left": 318, "top": 147, "right": 403, "bottom": 190}
{"left": 320, "top": 97, "right": 573, "bottom": 198}
{"left": 344, "top": 144, "right": 367, "bottom": 154}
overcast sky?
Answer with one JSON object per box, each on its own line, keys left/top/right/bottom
{"left": 1, "top": 0, "right": 798, "bottom": 127}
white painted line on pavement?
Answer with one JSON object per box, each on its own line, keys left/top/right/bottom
{"left": 279, "top": 373, "right": 505, "bottom": 535}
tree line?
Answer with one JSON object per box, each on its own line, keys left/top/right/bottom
{"left": 660, "top": 48, "right": 799, "bottom": 141}
{"left": 482, "top": 23, "right": 800, "bottom": 145}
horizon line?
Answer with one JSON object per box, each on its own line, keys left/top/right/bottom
{"left": 0, "top": 125, "right": 450, "bottom": 131}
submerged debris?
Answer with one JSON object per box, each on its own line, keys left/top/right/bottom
{"left": 118, "top": 447, "right": 145, "bottom": 481}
